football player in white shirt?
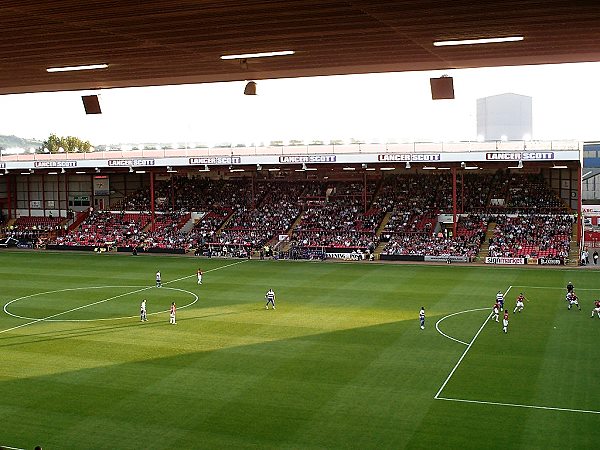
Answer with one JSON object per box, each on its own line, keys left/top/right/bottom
{"left": 491, "top": 302, "right": 500, "bottom": 322}
{"left": 265, "top": 289, "right": 276, "bottom": 309}
{"left": 140, "top": 299, "right": 147, "bottom": 322}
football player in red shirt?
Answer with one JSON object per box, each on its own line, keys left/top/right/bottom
{"left": 567, "top": 292, "right": 581, "bottom": 311}
{"left": 513, "top": 293, "right": 526, "bottom": 313}
{"left": 591, "top": 300, "right": 600, "bottom": 318}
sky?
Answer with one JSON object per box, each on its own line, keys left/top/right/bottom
{"left": 0, "top": 61, "right": 599, "bottom": 148}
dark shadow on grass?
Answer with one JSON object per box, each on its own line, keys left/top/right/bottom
{"left": 0, "top": 318, "right": 440, "bottom": 450}
{"left": 0, "top": 310, "right": 247, "bottom": 348}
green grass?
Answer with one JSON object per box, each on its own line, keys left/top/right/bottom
{"left": 1, "top": 251, "right": 599, "bottom": 449}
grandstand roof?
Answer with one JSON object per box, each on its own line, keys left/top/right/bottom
{"left": 1, "top": 1, "right": 600, "bottom": 95}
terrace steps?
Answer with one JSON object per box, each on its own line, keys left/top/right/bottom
{"left": 279, "top": 213, "right": 305, "bottom": 252}
{"left": 215, "top": 211, "right": 236, "bottom": 234}
{"left": 566, "top": 222, "right": 579, "bottom": 266}
{"left": 373, "top": 240, "right": 387, "bottom": 260}
{"left": 376, "top": 212, "right": 392, "bottom": 236}
{"left": 372, "top": 212, "right": 392, "bottom": 260}
{"left": 477, "top": 222, "right": 496, "bottom": 260}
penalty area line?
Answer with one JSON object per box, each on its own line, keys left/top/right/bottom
{"left": 435, "top": 396, "right": 600, "bottom": 415}
{"left": 434, "top": 285, "right": 512, "bottom": 399}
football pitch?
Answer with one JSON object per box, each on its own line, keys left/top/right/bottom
{"left": 1, "top": 251, "right": 599, "bottom": 449}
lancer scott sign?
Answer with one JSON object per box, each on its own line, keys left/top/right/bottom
{"left": 486, "top": 152, "right": 554, "bottom": 161}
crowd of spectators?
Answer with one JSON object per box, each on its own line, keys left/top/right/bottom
{"left": 36, "top": 172, "right": 574, "bottom": 259}
{"left": 55, "top": 210, "right": 193, "bottom": 250}
{"left": 292, "top": 198, "right": 381, "bottom": 249}
{"left": 487, "top": 214, "right": 573, "bottom": 258}
{"left": 220, "top": 181, "right": 306, "bottom": 248}
{"left": 54, "top": 211, "right": 151, "bottom": 247}
{"left": 505, "top": 174, "right": 567, "bottom": 211}
{"left": 381, "top": 214, "right": 486, "bottom": 258}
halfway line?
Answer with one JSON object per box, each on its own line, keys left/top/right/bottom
{"left": 434, "top": 285, "right": 512, "bottom": 399}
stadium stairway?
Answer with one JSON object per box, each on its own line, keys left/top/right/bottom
{"left": 179, "top": 215, "right": 196, "bottom": 234}
{"left": 566, "top": 222, "right": 579, "bottom": 266}
{"left": 371, "top": 212, "right": 393, "bottom": 259}
{"left": 213, "top": 211, "right": 236, "bottom": 235}
{"left": 276, "top": 213, "right": 304, "bottom": 252}
{"left": 373, "top": 241, "right": 387, "bottom": 260}
{"left": 477, "top": 221, "right": 496, "bottom": 261}
{"left": 376, "top": 212, "right": 392, "bottom": 236}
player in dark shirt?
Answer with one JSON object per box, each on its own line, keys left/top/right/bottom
{"left": 566, "top": 281, "right": 574, "bottom": 294}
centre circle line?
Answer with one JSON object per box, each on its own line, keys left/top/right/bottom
{"left": 1, "top": 260, "right": 245, "bottom": 334}
{"left": 2, "top": 286, "right": 197, "bottom": 326}
{"left": 435, "top": 307, "right": 490, "bottom": 346}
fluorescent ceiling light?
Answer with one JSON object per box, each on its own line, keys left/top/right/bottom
{"left": 433, "top": 36, "right": 524, "bottom": 47}
{"left": 268, "top": 168, "right": 280, "bottom": 172}
{"left": 46, "top": 63, "right": 108, "bottom": 73}
{"left": 343, "top": 167, "right": 355, "bottom": 171}
{"left": 75, "top": 171, "right": 86, "bottom": 174}
{"left": 305, "top": 167, "right": 317, "bottom": 171}
{"left": 220, "top": 50, "right": 295, "bottom": 60}
{"left": 465, "top": 166, "right": 479, "bottom": 170}
{"left": 552, "top": 165, "right": 568, "bottom": 169}
{"left": 365, "top": 168, "right": 376, "bottom": 171}
{"left": 230, "top": 168, "right": 245, "bottom": 172}
{"left": 135, "top": 170, "right": 146, "bottom": 174}
{"left": 380, "top": 167, "right": 395, "bottom": 171}
{"left": 48, "top": 171, "right": 58, "bottom": 175}
{"left": 422, "top": 166, "right": 437, "bottom": 170}
{"left": 437, "top": 167, "right": 451, "bottom": 170}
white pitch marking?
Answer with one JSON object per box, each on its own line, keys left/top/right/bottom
{"left": 0, "top": 285, "right": 155, "bottom": 335}
{"left": 512, "top": 285, "right": 600, "bottom": 291}
{"left": 436, "top": 396, "right": 600, "bottom": 415}
{"left": 434, "top": 286, "right": 512, "bottom": 399}
{"left": 435, "top": 307, "right": 490, "bottom": 346}
{"left": 0, "top": 260, "right": 246, "bottom": 334}
{"left": 166, "top": 259, "right": 247, "bottom": 284}
{"left": 3, "top": 285, "right": 146, "bottom": 317}
{"left": 4, "top": 287, "right": 198, "bottom": 322}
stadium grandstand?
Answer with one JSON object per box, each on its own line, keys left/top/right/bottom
{"left": 0, "top": 140, "right": 583, "bottom": 266}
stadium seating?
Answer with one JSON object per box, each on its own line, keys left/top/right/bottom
{"left": 45, "top": 172, "right": 573, "bottom": 259}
